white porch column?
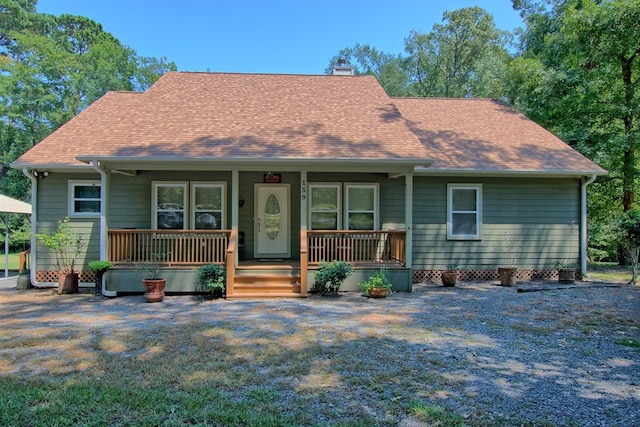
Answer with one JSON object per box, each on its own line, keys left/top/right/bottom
{"left": 405, "top": 172, "right": 413, "bottom": 269}
{"left": 300, "top": 170, "right": 308, "bottom": 231}
{"left": 91, "top": 161, "right": 115, "bottom": 296}
{"left": 231, "top": 169, "right": 239, "bottom": 264}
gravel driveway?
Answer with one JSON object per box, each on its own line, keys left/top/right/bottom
{"left": 1, "top": 277, "right": 639, "bottom": 426}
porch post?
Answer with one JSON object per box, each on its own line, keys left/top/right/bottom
{"left": 405, "top": 172, "right": 413, "bottom": 270}
{"left": 91, "top": 160, "right": 115, "bottom": 297}
{"left": 300, "top": 170, "right": 308, "bottom": 295}
{"left": 231, "top": 169, "right": 239, "bottom": 264}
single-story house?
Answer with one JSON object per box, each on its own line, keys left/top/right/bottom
{"left": 11, "top": 67, "right": 606, "bottom": 297}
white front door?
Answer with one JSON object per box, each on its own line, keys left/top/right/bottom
{"left": 255, "top": 184, "right": 290, "bottom": 258}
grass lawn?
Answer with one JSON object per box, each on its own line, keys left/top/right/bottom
{"left": 0, "top": 265, "right": 637, "bottom": 425}
{"left": 587, "top": 262, "right": 632, "bottom": 283}
{"left": 0, "top": 252, "right": 19, "bottom": 271}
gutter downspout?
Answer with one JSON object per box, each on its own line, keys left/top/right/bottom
{"left": 22, "top": 169, "right": 39, "bottom": 287}
{"left": 581, "top": 174, "right": 597, "bottom": 279}
{"left": 91, "top": 160, "right": 116, "bottom": 297}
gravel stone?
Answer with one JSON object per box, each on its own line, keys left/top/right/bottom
{"left": 1, "top": 277, "right": 638, "bottom": 426}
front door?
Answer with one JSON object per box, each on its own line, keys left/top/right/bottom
{"left": 255, "top": 184, "right": 290, "bottom": 258}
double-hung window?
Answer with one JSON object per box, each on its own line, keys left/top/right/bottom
{"left": 152, "top": 181, "right": 226, "bottom": 230}
{"left": 308, "top": 183, "right": 379, "bottom": 231}
{"left": 309, "top": 184, "right": 341, "bottom": 230}
{"left": 153, "top": 182, "right": 187, "bottom": 230}
{"left": 69, "top": 180, "right": 101, "bottom": 217}
{"left": 345, "top": 184, "right": 378, "bottom": 230}
{"left": 447, "top": 184, "right": 482, "bottom": 239}
{"left": 191, "top": 183, "right": 225, "bottom": 230}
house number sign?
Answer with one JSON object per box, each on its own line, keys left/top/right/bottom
{"left": 263, "top": 173, "right": 281, "bottom": 183}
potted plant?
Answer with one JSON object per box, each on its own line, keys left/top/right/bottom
{"left": 88, "top": 260, "right": 112, "bottom": 301}
{"left": 555, "top": 261, "right": 576, "bottom": 284}
{"left": 312, "top": 260, "right": 353, "bottom": 296}
{"left": 494, "top": 232, "right": 520, "bottom": 287}
{"left": 137, "top": 257, "right": 166, "bottom": 303}
{"left": 360, "top": 267, "right": 393, "bottom": 298}
{"left": 441, "top": 263, "right": 458, "bottom": 287}
{"left": 36, "top": 217, "right": 84, "bottom": 294}
{"left": 198, "top": 263, "right": 226, "bottom": 299}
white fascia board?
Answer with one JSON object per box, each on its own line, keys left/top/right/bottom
{"left": 75, "top": 156, "right": 434, "bottom": 173}
{"left": 414, "top": 167, "right": 608, "bottom": 178}
{"left": 9, "top": 162, "right": 96, "bottom": 173}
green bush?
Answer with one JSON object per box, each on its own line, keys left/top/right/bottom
{"left": 312, "top": 260, "right": 353, "bottom": 295}
{"left": 198, "top": 264, "right": 226, "bottom": 298}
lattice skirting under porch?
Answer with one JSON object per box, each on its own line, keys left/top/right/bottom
{"left": 35, "top": 270, "right": 96, "bottom": 284}
{"left": 413, "top": 269, "right": 564, "bottom": 284}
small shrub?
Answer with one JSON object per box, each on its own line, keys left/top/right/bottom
{"left": 312, "top": 260, "right": 353, "bottom": 295}
{"left": 198, "top": 263, "right": 226, "bottom": 299}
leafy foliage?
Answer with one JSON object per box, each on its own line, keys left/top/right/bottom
{"left": 197, "top": 263, "right": 226, "bottom": 298}
{"left": 88, "top": 260, "right": 112, "bottom": 274}
{"left": 615, "top": 209, "right": 640, "bottom": 284}
{"left": 35, "top": 216, "right": 83, "bottom": 273}
{"left": 360, "top": 267, "right": 393, "bottom": 296}
{"left": 0, "top": 1, "right": 176, "bottom": 199}
{"left": 327, "top": 7, "right": 512, "bottom": 99}
{"left": 508, "top": 0, "right": 640, "bottom": 264}
{"left": 312, "top": 260, "right": 353, "bottom": 295}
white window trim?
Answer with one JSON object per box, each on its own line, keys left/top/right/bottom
{"left": 152, "top": 181, "right": 188, "bottom": 230}
{"left": 308, "top": 183, "right": 342, "bottom": 230}
{"left": 190, "top": 182, "right": 226, "bottom": 230}
{"left": 345, "top": 183, "right": 379, "bottom": 231}
{"left": 68, "top": 180, "right": 101, "bottom": 217}
{"left": 447, "top": 183, "right": 482, "bottom": 240}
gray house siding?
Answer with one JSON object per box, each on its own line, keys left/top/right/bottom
{"left": 109, "top": 170, "right": 233, "bottom": 229}
{"left": 307, "top": 172, "right": 406, "bottom": 227}
{"left": 34, "top": 173, "right": 101, "bottom": 281}
{"left": 412, "top": 176, "right": 581, "bottom": 278}
{"left": 33, "top": 171, "right": 580, "bottom": 289}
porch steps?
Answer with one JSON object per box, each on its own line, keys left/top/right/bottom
{"left": 228, "top": 266, "right": 305, "bottom": 298}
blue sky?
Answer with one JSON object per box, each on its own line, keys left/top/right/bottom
{"left": 37, "top": 0, "right": 524, "bottom": 75}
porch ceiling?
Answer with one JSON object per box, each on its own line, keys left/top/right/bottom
{"left": 76, "top": 156, "right": 433, "bottom": 174}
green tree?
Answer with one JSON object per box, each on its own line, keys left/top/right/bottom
{"left": 510, "top": 0, "right": 639, "bottom": 211}
{"left": 616, "top": 209, "right": 640, "bottom": 284}
{"left": 0, "top": 1, "right": 176, "bottom": 199}
{"left": 509, "top": 0, "right": 640, "bottom": 261}
{"left": 404, "top": 6, "right": 512, "bottom": 98}
{"left": 326, "top": 44, "right": 410, "bottom": 97}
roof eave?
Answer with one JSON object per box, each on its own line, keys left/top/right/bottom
{"left": 414, "top": 167, "right": 608, "bottom": 178}
{"left": 74, "top": 155, "right": 434, "bottom": 173}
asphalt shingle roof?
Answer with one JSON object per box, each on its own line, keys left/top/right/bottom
{"left": 15, "top": 72, "right": 428, "bottom": 166}
{"left": 13, "top": 71, "right": 605, "bottom": 175}
{"left": 392, "top": 97, "right": 605, "bottom": 174}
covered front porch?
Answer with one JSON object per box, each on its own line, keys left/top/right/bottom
{"left": 105, "top": 228, "right": 409, "bottom": 297}
{"left": 77, "top": 160, "right": 419, "bottom": 297}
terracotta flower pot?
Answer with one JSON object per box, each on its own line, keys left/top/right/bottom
{"left": 58, "top": 272, "right": 79, "bottom": 294}
{"left": 366, "top": 287, "right": 389, "bottom": 298}
{"left": 441, "top": 271, "right": 457, "bottom": 287}
{"left": 143, "top": 278, "right": 166, "bottom": 303}
{"left": 498, "top": 267, "right": 517, "bottom": 287}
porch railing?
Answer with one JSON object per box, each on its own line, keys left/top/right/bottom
{"left": 108, "top": 229, "right": 231, "bottom": 266}
{"left": 307, "top": 230, "right": 406, "bottom": 266}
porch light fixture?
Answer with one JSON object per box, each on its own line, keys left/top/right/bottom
{"left": 239, "top": 196, "right": 245, "bottom": 208}
{"left": 33, "top": 171, "right": 50, "bottom": 178}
